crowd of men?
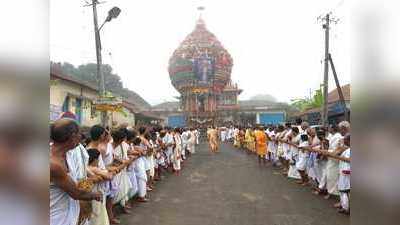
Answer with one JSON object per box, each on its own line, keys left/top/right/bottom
{"left": 223, "top": 120, "right": 351, "bottom": 215}
{"left": 50, "top": 112, "right": 200, "bottom": 225}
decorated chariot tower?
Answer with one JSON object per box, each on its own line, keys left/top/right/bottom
{"left": 168, "top": 11, "right": 242, "bottom": 127}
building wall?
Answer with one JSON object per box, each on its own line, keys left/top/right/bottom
{"left": 111, "top": 107, "right": 136, "bottom": 127}
{"left": 167, "top": 114, "right": 186, "bottom": 127}
{"left": 258, "top": 112, "right": 286, "bottom": 125}
{"left": 50, "top": 79, "right": 101, "bottom": 127}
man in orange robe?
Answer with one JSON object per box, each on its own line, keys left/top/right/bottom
{"left": 255, "top": 126, "right": 268, "bottom": 164}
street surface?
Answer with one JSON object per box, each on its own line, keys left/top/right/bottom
{"left": 119, "top": 142, "right": 349, "bottom": 225}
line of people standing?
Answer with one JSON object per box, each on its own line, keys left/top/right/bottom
{"left": 50, "top": 112, "right": 200, "bottom": 225}
{"left": 229, "top": 121, "right": 351, "bottom": 215}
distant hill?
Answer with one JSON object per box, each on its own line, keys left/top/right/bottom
{"left": 249, "top": 94, "right": 277, "bottom": 102}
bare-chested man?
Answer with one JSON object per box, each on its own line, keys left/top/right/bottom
{"left": 50, "top": 119, "right": 101, "bottom": 225}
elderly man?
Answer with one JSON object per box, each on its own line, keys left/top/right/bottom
{"left": 50, "top": 119, "right": 102, "bottom": 225}
{"left": 59, "top": 112, "right": 89, "bottom": 187}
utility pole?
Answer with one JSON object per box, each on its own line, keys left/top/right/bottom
{"left": 92, "top": 0, "right": 104, "bottom": 96}
{"left": 322, "top": 13, "right": 330, "bottom": 128}
{"left": 91, "top": 0, "right": 107, "bottom": 127}
{"left": 88, "top": 1, "right": 121, "bottom": 127}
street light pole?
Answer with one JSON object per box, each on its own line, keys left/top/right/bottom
{"left": 91, "top": 0, "right": 107, "bottom": 127}
{"left": 90, "top": 1, "right": 121, "bottom": 127}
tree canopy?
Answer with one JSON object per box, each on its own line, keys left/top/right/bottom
{"left": 53, "top": 61, "right": 151, "bottom": 110}
{"left": 290, "top": 88, "right": 324, "bottom": 112}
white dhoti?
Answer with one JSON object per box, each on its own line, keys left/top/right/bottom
{"left": 339, "top": 170, "right": 351, "bottom": 211}
{"left": 173, "top": 146, "right": 181, "bottom": 171}
{"left": 296, "top": 152, "right": 309, "bottom": 171}
{"left": 318, "top": 161, "right": 328, "bottom": 190}
{"left": 165, "top": 147, "right": 173, "bottom": 164}
{"left": 288, "top": 165, "right": 301, "bottom": 179}
{"left": 181, "top": 144, "right": 186, "bottom": 159}
{"left": 288, "top": 151, "right": 301, "bottom": 179}
{"left": 314, "top": 159, "right": 327, "bottom": 185}
{"left": 277, "top": 144, "right": 284, "bottom": 158}
{"left": 188, "top": 143, "right": 195, "bottom": 154}
{"left": 134, "top": 157, "right": 147, "bottom": 198}
{"left": 283, "top": 145, "right": 291, "bottom": 161}
{"left": 326, "top": 159, "right": 339, "bottom": 195}
{"left": 137, "top": 179, "right": 146, "bottom": 198}
{"left": 173, "top": 157, "right": 181, "bottom": 171}
{"left": 89, "top": 186, "right": 109, "bottom": 225}
{"left": 50, "top": 151, "right": 83, "bottom": 225}
{"left": 112, "top": 170, "right": 132, "bottom": 206}
{"left": 338, "top": 173, "right": 350, "bottom": 191}
{"left": 340, "top": 191, "right": 350, "bottom": 210}
{"left": 221, "top": 131, "right": 226, "bottom": 142}
{"left": 50, "top": 184, "right": 80, "bottom": 225}
{"left": 127, "top": 165, "right": 138, "bottom": 198}
{"left": 148, "top": 156, "right": 155, "bottom": 177}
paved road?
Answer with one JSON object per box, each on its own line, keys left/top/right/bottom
{"left": 120, "top": 142, "right": 349, "bottom": 225}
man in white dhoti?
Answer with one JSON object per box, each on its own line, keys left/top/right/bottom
{"left": 265, "top": 126, "right": 274, "bottom": 161}
{"left": 305, "top": 128, "right": 321, "bottom": 190}
{"left": 311, "top": 129, "right": 328, "bottom": 195}
{"left": 220, "top": 127, "right": 227, "bottom": 142}
{"left": 86, "top": 125, "right": 116, "bottom": 225}
{"left": 163, "top": 128, "right": 175, "bottom": 171}
{"left": 110, "top": 129, "right": 133, "bottom": 214}
{"left": 181, "top": 128, "right": 189, "bottom": 160}
{"left": 173, "top": 128, "right": 182, "bottom": 175}
{"left": 132, "top": 136, "right": 149, "bottom": 203}
{"left": 124, "top": 129, "right": 139, "bottom": 203}
{"left": 296, "top": 133, "right": 310, "bottom": 184}
{"left": 322, "top": 124, "right": 343, "bottom": 199}
{"left": 295, "top": 122, "right": 310, "bottom": 184}
{"left": 155, "top": 130, "right": 167, "bottom": 180}
{"left": 138, "top": 127, "right": 154, "bottom": 192}
{"left": 267, "top": 126, "right": 278, "bottom": 165}
{"left": 50, "top": 119, "right": 101, "bottom": 225}
{"left": 281, "top": 123, "right": 292, "bottom": 175}
{"left": 147, "top": 131, "right": 157, "bottom": 189}
{"left": 233, "top": 126, "right": 239, "bottom": 147}
{"left": 337, "top": 134, "right": 351, "bottom": 215}
{"left": 189, "top": 128, "right": 196, "bottom": 154}
{"left": 61, "top": 112, "right": 90, "bottom": 189}
{"left": 287, "top": 127, "right": 301, "bottom": 180}
{"left": 99, "top": 131, "right": 123, "bottom": 225}
{"left": 86, "top": 148, "right": 114, "bottom": 225}
{"left": 227, "top": 126, "right": 234, "bottom": 142}
{"left": 194, "top": 128, "right": 200, "bottom": 145}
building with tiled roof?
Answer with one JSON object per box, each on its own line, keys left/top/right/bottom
{"left": 291, "top": 84, "right": 350, "bottom": 125}
{"left": 50, "top": 63, "right": 161, "bottom": 127}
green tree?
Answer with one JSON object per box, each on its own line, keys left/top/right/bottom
{"left": 290, "top": 88, "right": 324, "bottom": 111}
{"left": 53, "top": 61, "right": 151, "bottom": 110}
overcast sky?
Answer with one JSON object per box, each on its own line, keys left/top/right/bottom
{"left": 50, "top": 0, "right": 349, "bottom": 105}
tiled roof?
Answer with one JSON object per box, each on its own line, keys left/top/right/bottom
{"left": 293, "top": 84, "right": 350, "bottom": 117}
{"left": 327, "top": 84, "right": 350, "bottom": 103}
{"left": 50, "top": 64, "right": 99, "bottom": 91}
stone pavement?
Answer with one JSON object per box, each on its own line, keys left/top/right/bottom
{"left": 119, "top": 142, "right": 349, "bottom": 225}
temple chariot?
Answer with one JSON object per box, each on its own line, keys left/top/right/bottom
{"left": 168, "top": 14, "right": 242, "bottom": 127}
